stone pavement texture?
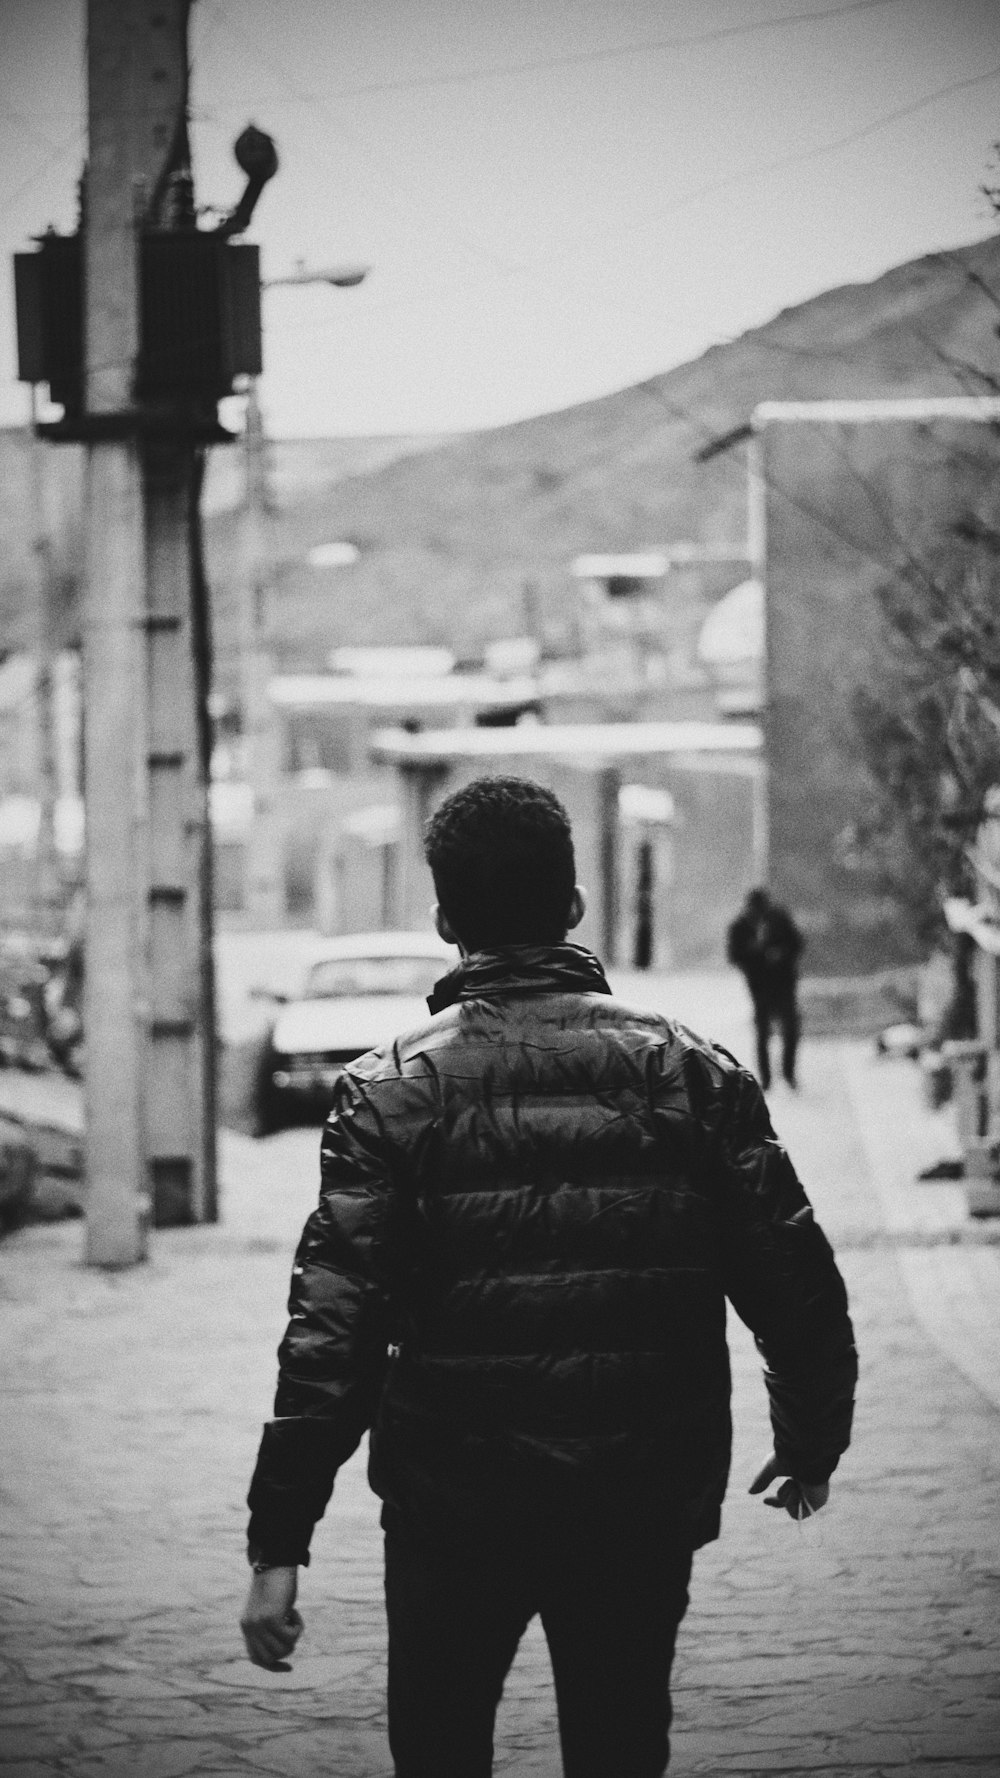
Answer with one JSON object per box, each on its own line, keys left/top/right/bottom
{"left": 2, "top": 969, "right": 999, "bottom": 1777}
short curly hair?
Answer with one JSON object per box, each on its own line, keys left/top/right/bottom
{"left": 424, "top": 775, "right": 576, "bottom": 949}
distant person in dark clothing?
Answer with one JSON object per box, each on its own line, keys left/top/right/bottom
{"left": 727, "top": 887, "right": 804, "bottom": 1090}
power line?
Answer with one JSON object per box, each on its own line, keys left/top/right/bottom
{"left": 202, "top": 0, "right": 921, "bottom": 285}
{"left": 506, "top": 60, "right": 1000, "bottom": 278}
{"left": 234, "top": 0, "right": 911, "bottom": 103}
{"left": 204, "top": 2, "right": 518, "bottom": 276}
{"left": 196, "top": 3, "right": 1000, "bottom": 300}
{"left": 237, "top": 76, "right": 1000, "bottom": 365}
{"left": 0, "top": 127, "right": 84, "bottom": 230}
{"left": 0, "top": 103, "right": 76, "bottom": 156}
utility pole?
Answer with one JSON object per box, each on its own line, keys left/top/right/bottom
{"left": 240, "top": 381, "right": 286, "bottom": 926}
{"left": 746, "top": 426, "right": 769, "bottom": 887}
{"left": 239, "top": 263, "right": 367, "bottom": 927}
{"left": 82, "top": 0, "right": 214, "bottom": 1262}
{"left": 27, "top": 384, "right": 62, "bottom": 940}
{"left": 13, "top": 2, "right": 268, "bottom": 1263}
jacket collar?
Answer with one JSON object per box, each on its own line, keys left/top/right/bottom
{"left": 427, "top": 942, "right": 611, "bottom": 1014}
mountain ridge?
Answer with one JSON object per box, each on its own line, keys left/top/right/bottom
{"left": 2, "top": 232, "right": 998, "bottom": 676}
{"left": 202, "top": 232, "right": 1000, "bottom": 684}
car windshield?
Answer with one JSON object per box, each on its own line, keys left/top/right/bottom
{"left": 303, "top": 955, "right": 446, "bottom": 1000}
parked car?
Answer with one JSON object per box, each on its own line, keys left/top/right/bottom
{"left": 251, "top": 929, "right": 457, "bottom": 1135}
{"left": 0, "top": 1114, "right": 35, "bottom": 1231}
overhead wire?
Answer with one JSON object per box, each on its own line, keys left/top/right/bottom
{"left": 248, "top": 60, "right": 1000, "bottom": 345}
{"left": 203, "top": 1, "right": 518, "bottom": 276}
{"left": 0, "top": 103, "right": 75, "bottom": 156}
{"left": 193, "top": 0, "right": 1000, "bottom": 300}
{"left": 0, "top": 125, "right": 85, "bottom": 231}
{"left": 202, "top": 0, "right": 911, "bottom": 106}
{"left": 504, "top": 60, "right": 1000, "bottom": 277}
{"left": 202, "top": 0, "right": 959, "bottom": 287}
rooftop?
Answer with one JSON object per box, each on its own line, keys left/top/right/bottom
{"left": 371, "top": 719, "right": 761, "bottom": 765}
{"left": 269, "top": 672, "right": 539, "bottom": 711}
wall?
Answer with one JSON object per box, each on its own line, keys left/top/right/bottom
{"left": 763, "top": 413, "right": 1000, "bottom": 976}
{"left": 393, "top": 755, "right": 616, "bottom": 955}
{"left": 389, "top": 749, "right": 758, "bottom": 968}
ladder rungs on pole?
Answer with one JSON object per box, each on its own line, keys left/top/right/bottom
{"left": 150, "top": 1017, "right": 196, "bottom": 1040}
{"left": 142, "top": 612, "right": 183, "bottom": 632}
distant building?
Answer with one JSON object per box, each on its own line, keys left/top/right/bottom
{"left": 569, "top": 547, "right": 752, "bottom": 724}
{"left": 695, "top": 578, "right": 763, "bottom": 718}
{"left": 370, "top": 721, "right": 762, "bottom": 970}
{"left": 0, "top": 652, "right": 82, "bottom": 927}
{"left": 213, "top": 648, "right": 545, "bottom": 924}
{"left": 212, "top": 562, "right": 769, "bottom": 936}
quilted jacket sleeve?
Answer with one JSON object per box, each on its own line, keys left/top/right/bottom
{"left": 712, "top": 1060, "right": 858, "bottom": 1484}
{"left": 246, "top": 1066, "right": 403, "bottom": 1565}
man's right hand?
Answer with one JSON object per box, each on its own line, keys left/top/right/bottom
{"left": 240, "top": 1565, "right": 303, "bottom": 1670}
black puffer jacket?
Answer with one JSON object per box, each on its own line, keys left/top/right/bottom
{"left": 247, "top": 944, "right": 857, "bottom": 1563}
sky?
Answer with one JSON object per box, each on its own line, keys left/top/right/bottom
{"left": 1, "top": 0, "right": 999, "bottom": 437}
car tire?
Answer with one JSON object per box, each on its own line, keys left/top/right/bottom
{"left": 250, "top": 1039, "right": 284, "bottom": 1138}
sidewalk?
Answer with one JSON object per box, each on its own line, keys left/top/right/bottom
{"left": 1, "top": 985, "right": 999, "bottom": 1776}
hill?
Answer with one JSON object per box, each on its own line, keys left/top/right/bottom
{"left": 0, "top": 431, "right": 448, "bottom": 657}
{"left": 202, "top": 232, "right": 1000, "bottom": 683}
{"left": 3, "top": 233, "right": 999, "bottom": 680}
{"left": 200, "top": 432, "right": 454, "bottom": 516}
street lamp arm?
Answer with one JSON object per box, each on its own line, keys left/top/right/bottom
{"left": 217, "top": 125, "right": 280, "bottom": 239}
{"left": 263, "top": 260, "right": 369, "bottom": 290}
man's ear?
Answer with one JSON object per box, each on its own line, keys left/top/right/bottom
{"left": 433, "top": 903, "right": 460, "bottom": 946}
{"left": 566, "top": 885, "right": 587, "bottom": 932}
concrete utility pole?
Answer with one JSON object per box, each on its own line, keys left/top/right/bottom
{"left": 27, "top": 385, "right": 62, "bottom": 939}
{"left": 239, "top": 380, "right": 286, "bottom": 926}
{"left": 239, "top": 263, "right": 367, "bottom": 926}
{"left": 83, "top": 0, "right": 215, "bottom": 1265}
{"left": 746, "top": 427, "right": 769, "bottom": 888}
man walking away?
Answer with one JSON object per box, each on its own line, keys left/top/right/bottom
{"left": 727, "top": 885, "right": 804, "bottom": 1090}
{"left": 242, "top": 777, "right": 856, "bottom": 1778}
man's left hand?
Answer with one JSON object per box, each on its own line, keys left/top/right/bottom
{"left": 749, "top": 1451, "right": 829, "bottom": 1519}
{"left": 240, "top": 1566, "right": 303, "bottom": 1669}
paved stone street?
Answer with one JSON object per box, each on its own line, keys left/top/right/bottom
{"left": 2, "top": 969, "right": 999, "bottom": 1776}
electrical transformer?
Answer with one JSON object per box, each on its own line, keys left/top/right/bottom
{"left": 14, "top": 229, "right": 262, "bottom": 434}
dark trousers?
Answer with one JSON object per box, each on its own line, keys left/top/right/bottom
{"left": 751, "top": 984, "right": 800, "bottom": 1088}
{"left": 384, "top": 1505, "right": 693, "bottom": 1778}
